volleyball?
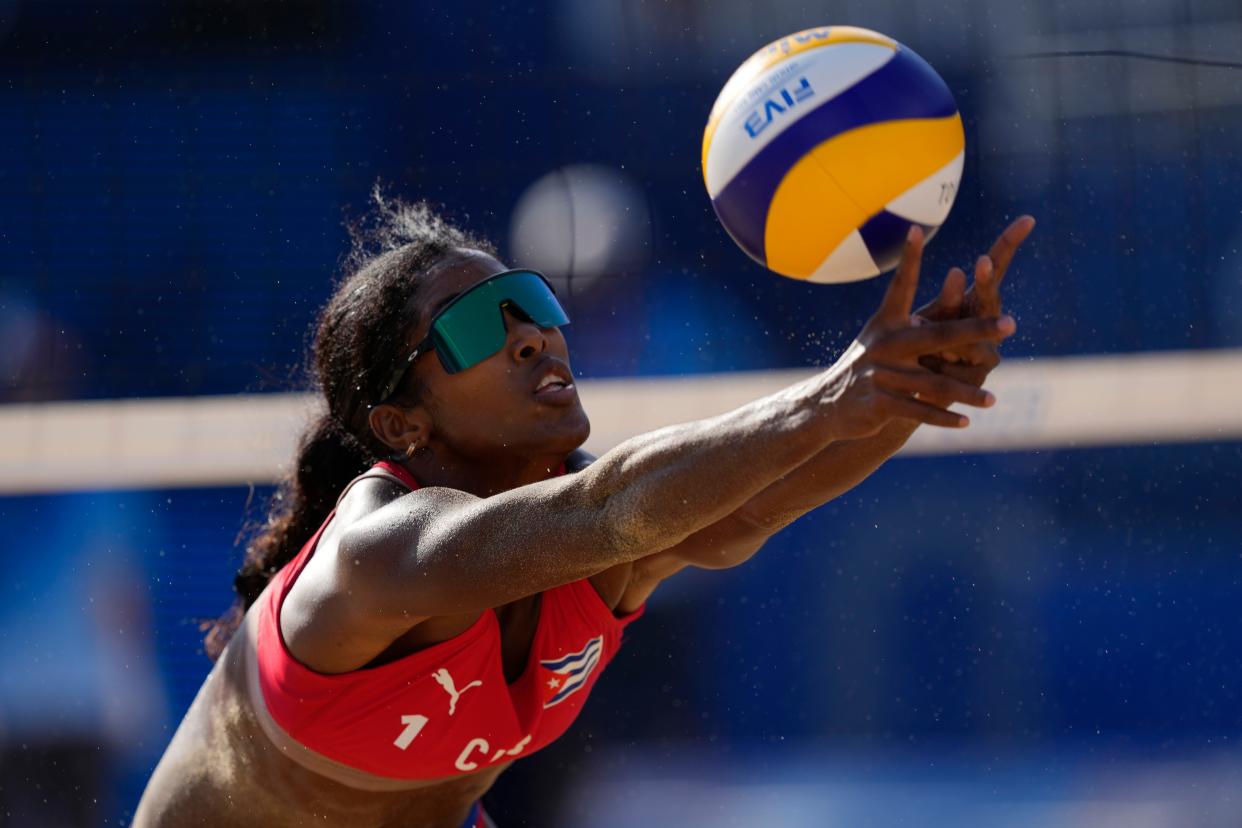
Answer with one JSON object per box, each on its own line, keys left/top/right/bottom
{"left": 702, "top": 26, "right": 965, "bottom": 283}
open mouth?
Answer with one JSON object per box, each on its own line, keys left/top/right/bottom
{"left": 529, "top": 362, "right": 576, "bottom": 404}
{"left": 534, "top": 375, "right": 569, "bottom": 392}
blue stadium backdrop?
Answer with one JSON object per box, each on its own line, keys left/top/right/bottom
{"left": 2, "top": 1, "right": 1240, "bottom": 825}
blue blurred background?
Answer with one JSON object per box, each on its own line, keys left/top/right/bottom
{"left": 2, "top": 1, "right": 1240, "bottom": 825}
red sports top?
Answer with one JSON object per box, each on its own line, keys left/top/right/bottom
{"left": 255, "top": 461, "right": 643, "bottom": 781}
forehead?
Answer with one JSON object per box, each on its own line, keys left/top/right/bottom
{"left": 420, "top": 249, "right": 508, "bottom": 315}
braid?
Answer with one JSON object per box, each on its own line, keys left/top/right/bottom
{"left": 203, "top": 184, "right": 494, "bottom": 659}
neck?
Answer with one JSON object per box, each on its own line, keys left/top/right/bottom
{"left": 400, "top": 449, "right": 566, "bottom": 497}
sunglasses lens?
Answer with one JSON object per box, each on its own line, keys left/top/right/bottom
{"left": 430, "top": 271, "right": 569, "bottom": 373}
{"left": 502, "top": 271, "right": 570, "bottom": 328}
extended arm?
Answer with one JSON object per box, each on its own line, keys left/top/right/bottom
{"left": 341, "top": 228, "right": 1010, "bottom": 619}
{"left": 341, "top": 374, "right": 840, "bottom": 618}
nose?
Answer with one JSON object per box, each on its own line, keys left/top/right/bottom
{"left": 502, "top": 305, "right": 548, "bottom": 362}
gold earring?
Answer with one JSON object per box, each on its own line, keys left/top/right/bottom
{"left": 405, "top": 439, "right": 420, "bottom": 459}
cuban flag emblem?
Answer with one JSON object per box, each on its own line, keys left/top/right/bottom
{"left": 539, "top": 635, "right": 603, "bottom": 708}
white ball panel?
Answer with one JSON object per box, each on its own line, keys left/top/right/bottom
{"left": 704, "top": 43, "right": 896, "bottom": 199}
{"left": 807, "top": 230, "right": 880, "bottom": 284}
{"left": 883, "top": 149, "right": 965, "bottom": 226}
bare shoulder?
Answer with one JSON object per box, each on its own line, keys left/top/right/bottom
{"left": 334, "top": 470, "right": 417, "bottom": 526}
{"left": 278, "top": 474, "right": 460, "bottom": 672}
{"left": 333, "top": 479, "right": 479, "bottom": 578}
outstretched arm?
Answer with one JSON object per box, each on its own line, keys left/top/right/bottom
{"left": 621, "top": 217, "right": 1034, "bottom": 602}
{"left": 340, "top": 230, "right": 1009, "bottom": 622}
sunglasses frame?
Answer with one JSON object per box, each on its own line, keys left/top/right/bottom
{"left": 373, "top": 268, "right": 563, "bottom": 405}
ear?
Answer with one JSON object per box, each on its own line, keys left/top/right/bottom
{"left": 367, "top": 402, "right": 432, "bottom": 454}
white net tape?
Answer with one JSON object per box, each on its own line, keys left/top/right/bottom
{"left": 3, "top": 349, "right": 1240, "bottom": 494}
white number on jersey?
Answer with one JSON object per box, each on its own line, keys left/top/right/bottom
{"left": 393, "top": 714, "right": 430, "bottom": 750}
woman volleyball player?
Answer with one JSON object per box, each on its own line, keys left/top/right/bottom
{"left": 134, "top": 191, "right": 1034, "bottom": 827}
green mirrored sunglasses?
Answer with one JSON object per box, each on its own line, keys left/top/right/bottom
{"left": 375, "top": 268, "right": 569, "bottom": 403}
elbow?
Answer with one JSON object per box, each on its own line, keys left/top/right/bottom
{"left": 575, "top": 446, "right": 720, "bottom": 564}
{"left": 601, "top": 501, "right": 661, "bottom": 561}
{"left": 596, "top": 488, "right": 667, "bottom": 562}
{"left": 575, "top": 455, "right": 665, "bottom": 561}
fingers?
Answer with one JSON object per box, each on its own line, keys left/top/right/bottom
{"left": 919, "top": 340, "right": 999, "bottom": 372}
{"left": 973, "top": 254, "right": 999, "bottom": 316}
{"left": 926, "top": 341, "right": 999, "bottom": 369}
{"left": 888, "top": 314, "right": 1016, "bottom": 358}
{"left": 987, "top": 215, "right": 1036, "bottom": 284}
{"left": 917, "top": 339, "right": 1000, "bottom": 392}
{"left": 913, "top": 266, "right": 966, "bottom": 323}
{"left": 919, "top": 358, "right": 992, "bottom": 389}
{"left": 961, "top": 215, "right": 1035, "bottom": 317}
{"left": 873, "top": 366, "right": 995, "bottom": 409}
{"left": 878, "top": 390, "right": 971, "bottom": 429}
{"left": 940, "top": 267, "right": 966, "bottom": 318}
{"left": 918, "top": 267, "right": 968, "bottom": 359}
{"left": 879, "top": 225, "right": 924, "bottom": 322}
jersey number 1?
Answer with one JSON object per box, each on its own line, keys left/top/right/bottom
{"left": 394, "top": 714, "right": 429, "bottom": 750}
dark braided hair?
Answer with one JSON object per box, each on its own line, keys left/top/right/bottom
{"left": 204, "top": 185, "right": 496, "bottom": 659}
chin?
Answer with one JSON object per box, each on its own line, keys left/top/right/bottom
{"left": 562, "top": 410, "right": 592, "bottom": 449}
{"left": 547, "top": 407, "right": 590, "bottom": 453}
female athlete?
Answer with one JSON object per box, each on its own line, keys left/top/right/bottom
{"left": 134, "top": 191, "right": 1034, "bottom": 827}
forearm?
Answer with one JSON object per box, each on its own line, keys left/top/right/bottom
{"left": 616, "top": 420, "right": 919, "bottom": 583}
{"left": 735, "top": 419, "right": 918, "bottom": 535}
{"left": 582, "top": 371, "right": 844, "bottom": 556}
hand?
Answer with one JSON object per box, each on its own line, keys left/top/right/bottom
{"left": 914, "top": 216, "right": 1036, "bottom": 394}
{"left": 820, "top": 226, "right": 1017, "bottom": 441}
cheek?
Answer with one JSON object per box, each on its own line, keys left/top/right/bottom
{"left": 423, "top": 366, "right": 522, "bottom": 428}
{"left": 419, "top": 330, "right": 574, "bottom": 432}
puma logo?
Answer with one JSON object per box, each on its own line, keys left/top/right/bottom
{"left": 432, "top": 668, "right": 483, "bottom": 716}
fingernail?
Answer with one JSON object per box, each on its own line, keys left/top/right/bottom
{"left": 907, "top": 225, "right": 919, "bottom": 242}
{"left": 998, "top": 315, "right": 1016, "bottom": 333}
{"left": 983, "top": 391, "right": 996, "bottom": 407}
{"left": 958, "top": 415, "right": 970, "bottom": 427}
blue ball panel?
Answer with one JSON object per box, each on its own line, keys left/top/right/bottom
{"left": 858, "top": 209, "right": 938, "bottom": 273}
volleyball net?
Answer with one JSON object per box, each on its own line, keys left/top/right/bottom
{"left": 3, "top": 348, "right": 1239, "bottom": 495}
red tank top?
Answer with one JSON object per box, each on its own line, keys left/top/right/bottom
{"left": 255, "top": 461, "right": 644, "bottom": 781}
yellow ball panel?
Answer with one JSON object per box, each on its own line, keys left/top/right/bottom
{"left": 764, "top": 153, "right": 866, "bottom": 279}
{"left": 808, "top": 114, "right": 965, "bottom": 220}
